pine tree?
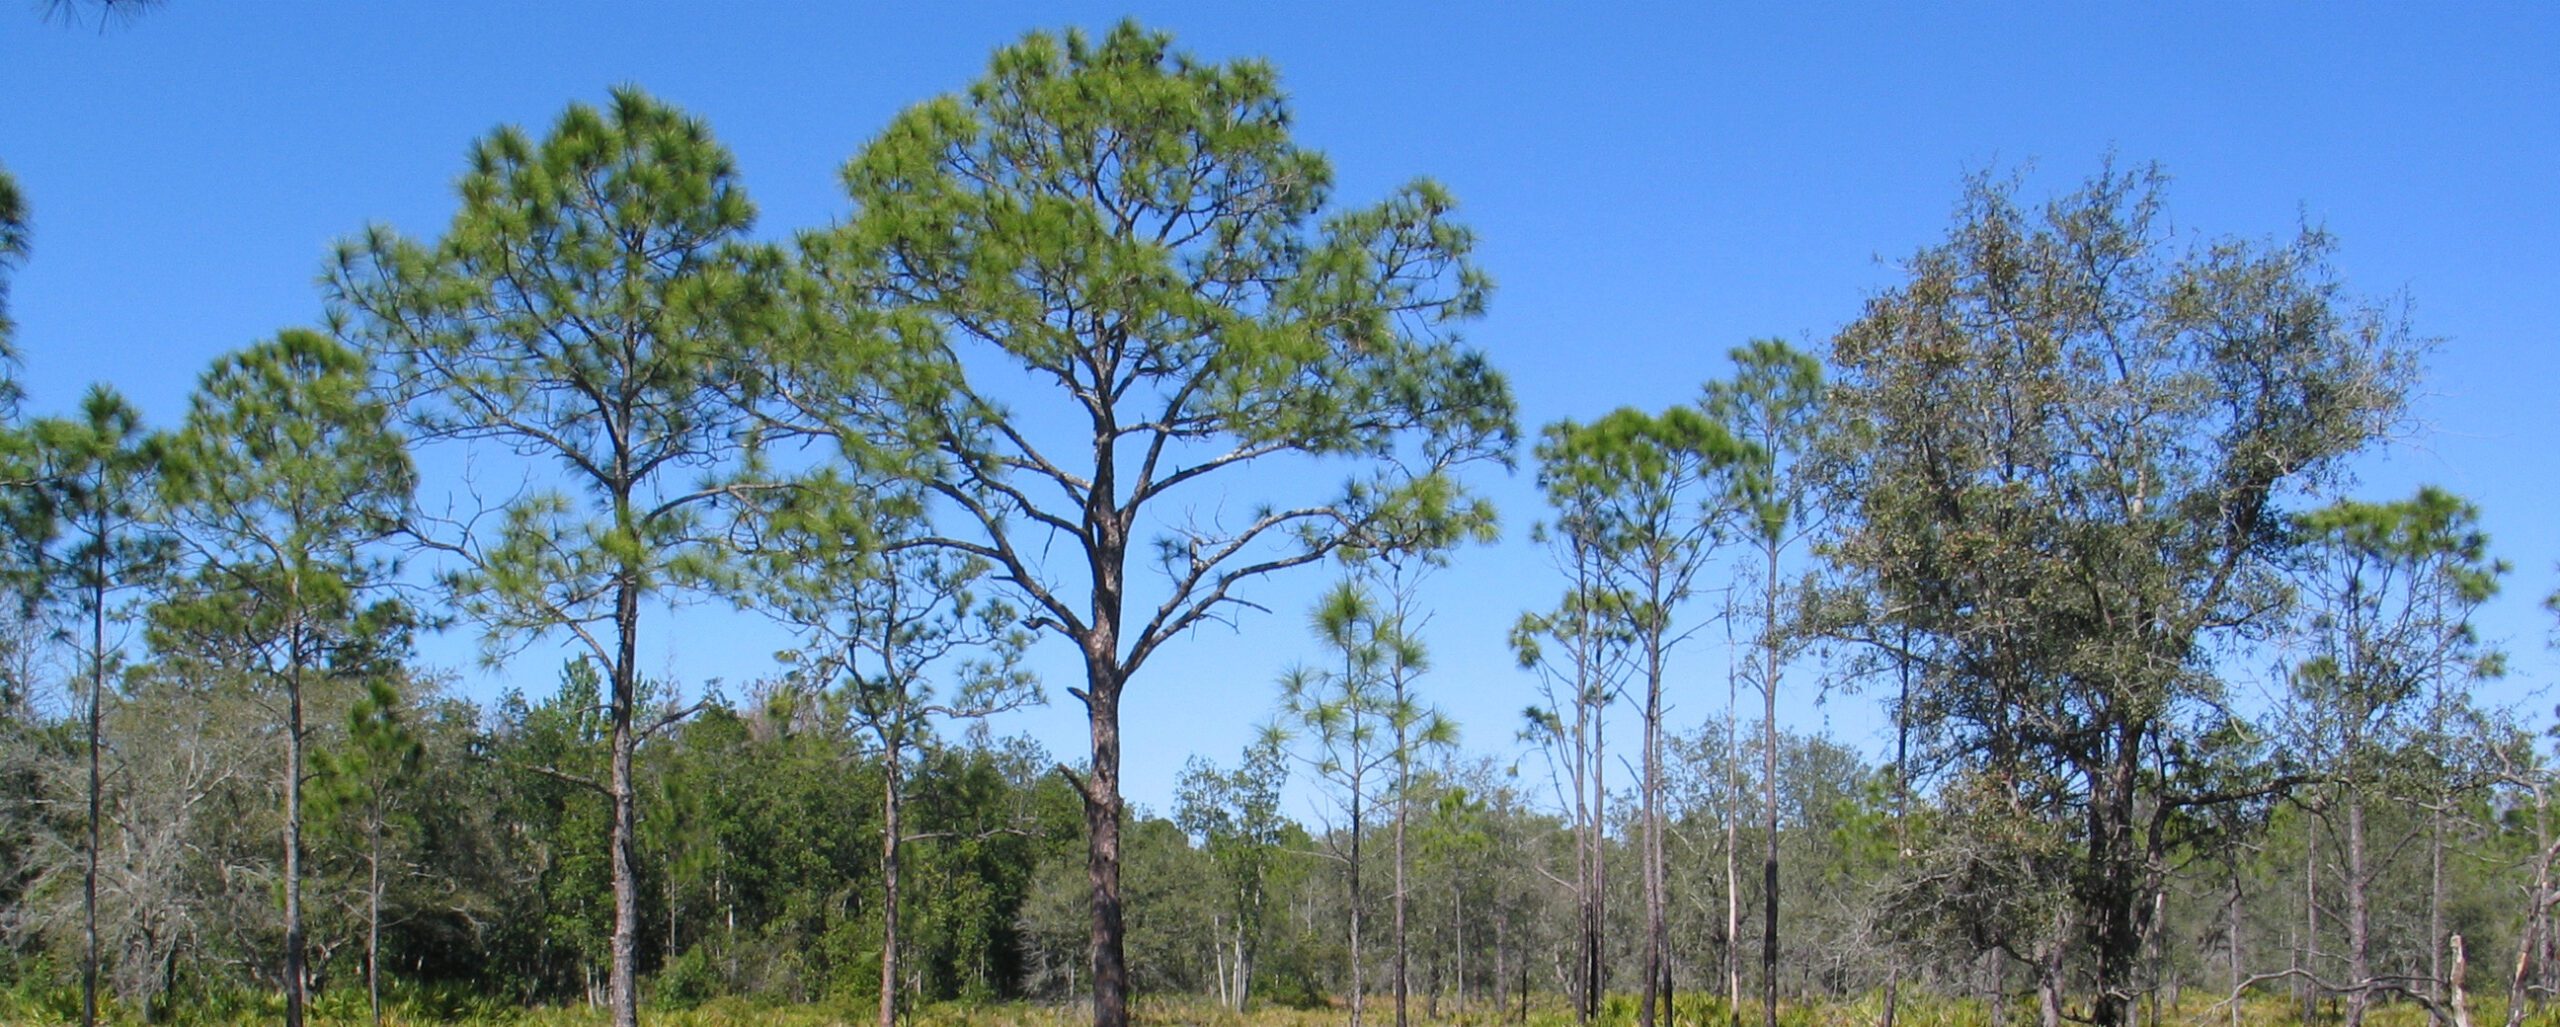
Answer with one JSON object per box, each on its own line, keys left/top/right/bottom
{"left": 787, "top": 23, "right": 1515, "bottom": 1026}
{"left": 152, "top": 330, "right": 413, "bottom": 1027}
{"left": 328, "top": 89, "right": 780, "bottom": 1027}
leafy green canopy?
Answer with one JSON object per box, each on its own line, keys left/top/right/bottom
{"left": 2287, "top": 486, "right": 2506, "bottom": 754}
{"left": 152, "top": 330, "right": 414, "bottom": 673}
{"left": 792, "top": 20, "right": 1517, "bottom": 668}
{"left": 1819, "top": 162, "right": 2418, "bottom": 1027}
{"left": 328, "top": 85, "right": 774, "bottom": 663}
{"left": 0, "top": 163, "right": 25, "bottom": 415}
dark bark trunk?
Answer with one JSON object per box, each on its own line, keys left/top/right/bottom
{"left": 1640, "top": 628, "right": 1665, "bottom": 1027}
{"left": 285, "top": 611, "right": 308, "bottom": 1027}
{"left": 1083, "top": 664, "right": 1128, "bottom": 1027}
{"left": 1351, "top": 748, "right": 1367, "bottom": 1027}
{"left": 609, "top": 579, "right": 642, "bottom": 1027}
{"left": 2088, "top": 723, "right": 2152, "bottom": 1027}
{"left": 83, "top": 512, "right": 102, "bottom": 1027}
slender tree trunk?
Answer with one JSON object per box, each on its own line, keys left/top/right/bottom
{"left": 1726, "top": 659, "right": 1742, "bottom": 1027}
{"left": 82, "top": 509, "right": 102, "bottom": 1027}
{"left": 2346, "top": 789, "right": 2371, "bottom": 1027}
{"left": 285, "top": 612, "right": 308, "bottom": 1027}
{"left": 2305, "top": 808, "right": 2320, "bottom": 1025}
{"left": 1395, "top": 711, "right": 1410, "bottom": 1027}
{"left": 2430, "top": 800, "right": 2446, "bottom": 1026}
{"left": 1455, "top": 881, "right": 1467, "bottom": 1015}
{"left": 1760, "top": 543, "right": 1780, "bottom": 1027}
{"left": 1352, "top": 764, "right": 1366, "bottom": 1027}
{"left": 1883, "top": 627, "right": 1910, "bottom": 1027}
{"left": 1640, "top": 627, "right": 1665, "bottom": 1027}
{"left": 879, "top": 736, "right": 903, "bottom": 1027}
{"left": 2228, "top": 855, "right": 2244, "bottom": 1027}
{"left": 2449, "top": 934, "right": 2474, "bottom": 1027}
{"left": 1590, "top": 700, "right": 1607, "bottom": 1024}
{"left": 609, "top": 580, "right": 642, "bottom": 1027}
{"left": 369, "top": 818, "right": 383, "bottom": 1027}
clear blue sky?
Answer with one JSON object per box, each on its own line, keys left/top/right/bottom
{"left": 6, "top": 3, "right": 2556, "bottom": 816}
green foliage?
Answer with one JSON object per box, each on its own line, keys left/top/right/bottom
{"left": 327, "top": 86, "right": 776, "bottom": 664}
{"left": 0, "top": 161, "right": 26, "bottom": 415}
{"left": 1821, "top": 160, "right": 2422, "bottom": 1025}
{"left": 795, "top": 17, "right": 1517, "bottom": 676}
{"left": 152, "top": 329, "right": 415, "bottom": 679}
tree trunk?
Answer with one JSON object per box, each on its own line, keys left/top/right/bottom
{"left": 1083, "top": 666, "right": 1128, "bottom": 1027}
{"left": 1395, "top": 710, "right": 1410, "bottom": 1027}
{"left": 2449, "top": 933, "right": 2474, "bottom": 1027}
{"left": 1726, "top": 664, "right": 1742, "bottom": 1027}
{"left": 2087, "top": 725, "right": 2154, "bottom": 1027}
{"left": 369, "top": 818, "right": 383, "bottom": 1027}
{"left": 1884, "top": 628, "right": 1911, "bottom": 1027}
{"left": 2505, "top": 826, "right": 2556, "bottom": 1027}
{"left": 1640, "top": 629, "right": 1665, "bottom": 1027}
{"left": 2430, "top": 800, "right": 2446, "bottom": 1026}
{"left": 609, "top": 581, "right": 643, "bottom": 1027}
{"left": 2228, "top": 855, "right": 2244, "bottom": 1027}
{"left": 285, "top": 612, "right": 308, "bottom": 1027}
{"left": 1351, "top": 762, "right": 1367, "bottom": 1027}
{"left": 83, "top": 515, "right": 103, "bottom": 1027}
{"left": 879, "top": 736, "right": 902, "bottom": 1027}
{"left": 2346, "top": 789, "right": 2371, "bottom": 1027}
{"left": 1761, "top": 543, "right": 1781, "bottom": 1027}
{"left": 2037, "top": 927, "right": 2067, "bottom": 1027}
{"left": 1455, "top": 880, "right": 1467, "bottom": 1016}
{"left": 1590, "top": 703, "right": 1607, "bottom": 1025}
{"left": 2305, "top": 808, "right": 2321, "bottom": 1025}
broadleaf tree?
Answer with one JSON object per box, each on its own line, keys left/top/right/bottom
{"left": 327, "top": 89, "right": 780, "bottom": 1027}
{"left": 1173, "top": 736, "right": 1290, "bottom": 1013}
{"left": 1818, "top": 162, "right": 2417, "bottom": 1027}
{"left": 791, "top": 23, "right": 1516, "bottom": 1027}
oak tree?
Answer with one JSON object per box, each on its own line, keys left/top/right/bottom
{"left": 1821, "top": 163, "right": 2415, "bottom": 1027}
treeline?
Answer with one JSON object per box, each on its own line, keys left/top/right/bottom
{"left": 1, "top": 19, "right": 2556, "bottom": 1027}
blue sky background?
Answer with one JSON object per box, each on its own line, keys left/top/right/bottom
{"left": 5, "top": 3, "right": 2555, "bottom": 817}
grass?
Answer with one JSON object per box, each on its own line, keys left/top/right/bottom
{"left": 5, "top": 987, "right": 2557, "bottom": 1026}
